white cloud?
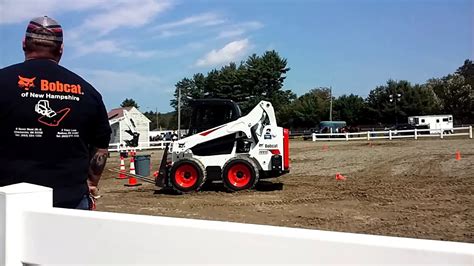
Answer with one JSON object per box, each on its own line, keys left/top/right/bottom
{"left": 216, "top": 29, "right": 245, "bottom": 39}
{"left": 70, "top": 39, "right": 160, "bottom": 58}
{"left": 216, "top": 21, "right": 263, "bottom": 39}
{"left": 77, "top": 69, "right": 162, "bottom": 93}
{"left": 195, "top": 39, "right": 250, "bottom": 67}
{"left": 81, "top": 0, "right": 172, "bottom": 36}
{"left": 152, "top": 12, "right": 225, "bottom": 31}
{"left": 69, "top": 38, "right": 204, "bottom": 59}
{"left": 0, "top": 0, "right": 105, "bottom": 24}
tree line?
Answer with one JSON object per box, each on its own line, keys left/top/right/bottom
{"left": 122, "top": 53, "right": 473, "bottom": 130}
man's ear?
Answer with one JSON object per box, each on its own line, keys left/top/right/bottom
{"left": 22, "top": 38, "right": 26, "bottom": 51}
{"left": 60, "top": 43, "right": 64, "bottom": 55}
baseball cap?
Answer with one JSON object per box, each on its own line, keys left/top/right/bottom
{"left": 25, "top": 16, "right": 63, "bottom": 42}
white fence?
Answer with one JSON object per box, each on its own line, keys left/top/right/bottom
{"left": 1, "top": 183, "right": 473, "bottom": 265}
{"left": 108, "top": 140, "right": 173, "bottom": 152}
{"left": 312, "top": 126, "right": 473, "bottom": 141}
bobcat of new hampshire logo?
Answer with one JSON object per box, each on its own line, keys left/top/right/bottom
{"left": 18, "top": 75, "right": 36, "bottom": 90}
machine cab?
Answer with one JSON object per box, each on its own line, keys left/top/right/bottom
{"left": 187, "top": 99, "right": 242, "bottom": 136}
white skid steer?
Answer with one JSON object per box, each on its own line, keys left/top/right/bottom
{"left": 155, "top": 100, "right": 290, "bottom": 193}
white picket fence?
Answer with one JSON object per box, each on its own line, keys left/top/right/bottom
{"left": 312, "top": 126, "right": 473, "bottom": 141}
{"left": 1, "top": 183, "right": 473, "bottom": 265}
{"left": 108, "top": 140, "right": 173, "bottom": 152}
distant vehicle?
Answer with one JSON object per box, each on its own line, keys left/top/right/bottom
{"left": 319, "top": 121, "right": 347, "bottom": 133}
{"left": 408, "top": 115, "right": 453, "bottom": 134}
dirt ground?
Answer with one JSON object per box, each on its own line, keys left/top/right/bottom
{"left": 97, "top": 138, "right": 474, "bottom": 243}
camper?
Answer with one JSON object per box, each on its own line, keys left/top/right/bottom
{"left": 408, "top": 115, "right": 453, "bottom": 134}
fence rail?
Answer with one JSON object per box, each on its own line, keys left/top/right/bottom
{"left": 1, "top": 183, "right": 473, "bottom": 265}
{"left": 312, "top": 126, "right": 473, "bottom": 141}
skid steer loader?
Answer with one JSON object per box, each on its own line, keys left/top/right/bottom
{"left": 155, "top": 99, "right": 290, "bottom": 193}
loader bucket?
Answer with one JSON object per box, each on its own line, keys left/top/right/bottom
{"left": 155, "top": 144, "right": 169, "bottom": 187}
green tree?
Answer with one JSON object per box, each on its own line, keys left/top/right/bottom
{"left": 366, "top": 80, "right": 439, "bottom": 125}
{"left": 289, "top": 88, "right": 331, "bottom": 129}
{"left": 427, "top": 74, "right": 474, "bottom": 123}
{"left": 456, "top": 59, "right": 474, "bottom": 88}
{"left": 120, "top": 98, "right": 139, "bottom": 109}
{"left": 170, "top": 50, "right": 292, "bottom": 123}
{"left": 333, "top": 94, "right": 367, "bottom": 125}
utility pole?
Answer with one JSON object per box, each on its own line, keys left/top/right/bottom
{"left": 177, "top": 86, "right": 181, "bottom": 140}
{"left": 389, "top": 93, "right": 402, "bottom": 126}
{"left": 155, "top": 107, "right": 159, "bottom": 131}
{"left": 329, "top": 86, "right": 333, "bottom": 121}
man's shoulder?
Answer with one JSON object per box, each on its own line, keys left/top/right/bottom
{"left": 0, "top": 62, "right": 25, "bottom": 74}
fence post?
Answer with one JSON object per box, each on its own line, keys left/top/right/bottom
{"left": 440, "top": 129, "right": 443, "bottom": 139}
{"left": 0, "top": 183, "right": 52, "bottom": 266}
{"left": 312, "top": 133, "right": 316, "bottom": 142}
{"left": 470, "top": 126, "right": 473, "bottom": 139}
{"left": 389, "top": 130, "right": 392, "bottom": 140}
{"left": 367, "top": 131, "right": 370, "bottom": 141}
{"left": 345, "top": 132, "right": 349, "bottom": 141}
{"left": 414, "top": 128, "right": 418, "bottom": 140}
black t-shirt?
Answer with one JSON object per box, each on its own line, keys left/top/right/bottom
{"left": 0, "top": 59, "right": 111, "bottom": 208}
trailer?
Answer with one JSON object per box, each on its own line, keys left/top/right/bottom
{"left": 408, "top": 115, "right": 453, "bottom": 134}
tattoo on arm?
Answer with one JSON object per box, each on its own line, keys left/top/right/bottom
{"left": 88, "top": 148, "right": 108, "bottom": 186}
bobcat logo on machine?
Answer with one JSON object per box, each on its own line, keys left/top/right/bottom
{"left": 18, "top": 75, "right": 36, "bottom": 90}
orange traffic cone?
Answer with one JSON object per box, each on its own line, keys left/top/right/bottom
{"left": 455, "top": 150, "right": 461, "bottom": 161}
{"left": 335, "top": 172, "right": 346, "bottom": 181}
{"left": 125, "top": 156, "right": 142, "bottom": 187}
{"left": 116, "top": 156, "right": 126, "bottom": 179}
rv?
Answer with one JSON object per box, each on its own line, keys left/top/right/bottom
{"left": 408, "top": 115, "right": 453, "bottom": 134}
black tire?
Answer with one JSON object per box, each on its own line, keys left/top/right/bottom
{"left": 168, "top": 158, "right": 206, "bottom": 193}
{"left": 222, "top": 156, "right": 259, "bottom": 192}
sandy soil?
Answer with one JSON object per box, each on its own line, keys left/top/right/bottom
{"left": 97, "top": 138, "right": 474, "bottom": 243}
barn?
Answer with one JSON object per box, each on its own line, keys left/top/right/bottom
{"left": 108, "top": 107, "right": 151, "bottom": 148}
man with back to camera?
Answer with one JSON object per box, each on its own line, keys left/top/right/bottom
{"left": 0, "top": 16, "right": 111, "bottom": 210}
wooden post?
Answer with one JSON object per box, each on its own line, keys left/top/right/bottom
{"left": 414, "top": 128, "right": 418, "bottom": 140}
{"left": 345, "top": 132, "right": 349, "bottom": 141}
{"left": 389, "top": 130, "right": 392, "bottom": 140}
{"left": 469, "top": 126, "right": 473, "bottom": 139}
{"left": 367, "top": 131, "right": 370, "bottom": 141}
{"left": 440, "top": 129, "right": 444, "bottom": 139}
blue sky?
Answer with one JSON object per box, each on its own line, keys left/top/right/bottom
{"left": 1, "top": 0, "right": 472, "bottom": 112}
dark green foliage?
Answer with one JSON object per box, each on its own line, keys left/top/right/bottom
{"left": 333, "top": 94, "right": 368, "bottom": 125}
{"left": 170, "top": 50, "right": 293, "bottom": 127}
{"left": 366, "top": 80, "right": 439, "bottom": 125}
{"left": 120, "top": 98, "right": 139, "bottom": 109}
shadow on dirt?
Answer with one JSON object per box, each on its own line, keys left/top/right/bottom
{"left": 153, "top": 180, "right": 284, "bottom": 195}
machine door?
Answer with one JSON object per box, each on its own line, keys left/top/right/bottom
{"left": 188, "top": 99, "right": 242, "bottom": 136}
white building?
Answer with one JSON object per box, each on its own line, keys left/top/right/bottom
{"left": 108, "top": 107, "right": 151, "bottom": 148}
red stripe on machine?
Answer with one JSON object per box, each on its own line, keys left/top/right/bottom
{"left": 199, "top": 125, "right": 224, "bottom": 136}
{"left": 283, "top": 128, "right": 290, "bottom": 169}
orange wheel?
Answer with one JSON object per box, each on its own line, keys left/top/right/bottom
{"left": 169, "top": 159, "right": 206, "bottom": 193}
{"left": 222, "top": 157, "right": 259, "bottom": 191}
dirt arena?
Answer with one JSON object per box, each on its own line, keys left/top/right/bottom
{"left": 98, "top": 138, "right": 473, "bottom": 243}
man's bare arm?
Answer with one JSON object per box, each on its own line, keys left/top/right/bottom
{"left": 88, "top": 147, "right": 108, "bottom": 195}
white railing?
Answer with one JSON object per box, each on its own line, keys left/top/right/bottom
{"left": 312, "top": 126, "right": 473, "bottom": 141}
{"left": 108, "top": 140, "right": 173, "bottom": 151}
{"left": 1, "top": 183, "right": 473, "bottom": 265}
